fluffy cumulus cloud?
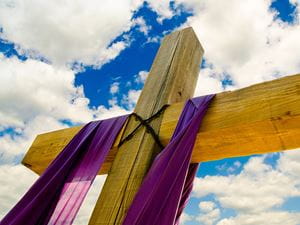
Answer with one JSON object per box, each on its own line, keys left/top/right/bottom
{"left": 1, "top": 0, "right": 300, "bottom": 223}
{"left": 0, "top": 0, "right": 154, "bottom": 164}
{"left": 0, "top": 0, "right": 178, "bottom": 67}
{"left": 0, "top": 0, "right": 171, "bottom": 221}
{"left": 217, "top": 212, "right": 300, "bottom": 225}
{"left": 110, "top": 82, "right": 120, "bottom": 94}
{"left": 0, "top": 55, "right": 128, "bottom": 223}
{"left": 175, "top": 1, "right": 300, "bottom": 223}
{"left": 189, "top": 151, "right": 300, "bottom": 225}
{"left": 0, "top": 0, "right": 142, "bottom": 67}
{"left": 0, "top": 0, "right": 174, "bottom": 221}
{"left": 0, "top": 164, "right": 37, "bottom": 219}
{"left": 198, "top": 201, "right": 220, "bottom": 225}
{"left": 122, "top": 89, "right": 142, "bottom": 110}
{"left": 194, "top": 67, "right": 225, "bottom": 96}
{"left": 0, "top": 54, "right": 94, "bottom": 128}
{"left": 0, "top": 115, "right": 68, "bottom": 163}
{"left": 132, "top": 17, "right": 152, "bottom": 35}
{"left": 173, "top": 0, "right": 300, "bottom": 95}
{"left": 135, "top": 70, "right": 149, "bottom": 83}
{"left": 179, "top": 213, "right": 194, "bottom": 225}
{"left": 147, "top": 1, "right": 174, "bottom": 22}
{"left": 0, "top": 163, "right": 107, "bottom": 224}
{"left": 0, "top": 53, "right": 128, "bottom": 221}
{"left": 0, "top": 54, "right": 130, "bottom": 163}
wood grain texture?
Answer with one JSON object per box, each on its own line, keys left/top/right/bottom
{"left": 160, "top": 73, "right": 300, "bottom": 162}
{"left": 22, "top": 73, "right": 300, "bottom": 175}
{"left": 21, "top": 123, "right": 126, "bottom": 175}
{"left": 22, "top": 126, "right": 82, "bottom": 175}
{"left": 88, "top": 27, "right": 203, "bottom": 225}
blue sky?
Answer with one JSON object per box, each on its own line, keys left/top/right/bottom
{"left": 1, "top": 0, "right": 300, "bottom": 224}
{"left": 75, "top": 2, "right": 192, "bottom": 109}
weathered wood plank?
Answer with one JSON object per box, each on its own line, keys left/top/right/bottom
{"left": 22, "top": 126, "right": 82, "bottom": 175}
{"left": 160, "top": 73, "right": 300, "bottom": 162}
{"left": 22, "top": 121, "right": 127, "bottom": 175}
{"left": 88, "top": 27, "right": 203, "bottom": 224}
{"left": 22, "top": 73, "right": 300, "bottom": 175}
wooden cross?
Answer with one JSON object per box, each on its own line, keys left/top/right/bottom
{"left": 22, "top": 27, "right": 300, "bottom": 224}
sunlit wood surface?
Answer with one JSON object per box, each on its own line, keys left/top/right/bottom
{"left": 23, "top": 73, "right": 300, "bottom": 176}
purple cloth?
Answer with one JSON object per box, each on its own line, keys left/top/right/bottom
{"left": 0, "top": 115, "right": 128, "bottom": 225}
{"left": 122, "top": 95, "right": 215, "bottom": 225}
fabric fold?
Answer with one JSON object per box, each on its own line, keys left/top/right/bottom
{"left": 122, "top": 95, "right": 215, "bottom": 225}
{"left": 0, "top": 115, "right": 128, "bottom": 225}
{"left": 1, "top": 94, "right": 214, "bottom": 225}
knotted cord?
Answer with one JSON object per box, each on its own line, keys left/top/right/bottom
{"left": 118, "top": 104, "right": 169, "bottom": 149}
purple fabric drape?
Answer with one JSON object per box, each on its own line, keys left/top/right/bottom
{"left": 122, "top": 95, "right": 215, "bottom": 225}
{"left": 0, "top": 115, "right": 128, "bottom": 225}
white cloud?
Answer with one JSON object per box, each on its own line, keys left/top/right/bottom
{"left": 0, "top": 115, "right": 68, "bottom": 163}
{"left": 199, "top": 201, "right": 217, "bottom": 212}
{"left": 146, "top": 0, "right": 174, "bottom": 22}
{"left": 226, "top": 161, "right": 242, "bottom": 173}
{"left": 233, "top": 161, "right": 241, "bottom": 168}
{"left": 0, "top": 0, "right": 182, "bottom": 223}
{"left": 110, "top": 82, "right": 120, "bottom": 94}
{"left": 217, "top": 211, "right": 300, "bottom": 225}
{"left": 0, "top": 53, "right": 126, "bottom": 217}
{"left": 127, "top": 89, "right": 141, "bottom": 104}
{"left": 0, "top": 164, "right": 38, "bottom": 219}
{"left": 135, "top": 70, "right": 149, "bottom": 83}
{"left": 0, "top": 54, "right": 131, "bottom": 162}
{"left": 0, "top": 163, "right": 107, "bottom": 224}
{"left": 2, "top": 0, "right": 300, "bottom": 223}
{"left": 173, "top": 2, "right": 300, "bottom": 222}
{"left": 96, "top": 103, "right": 130, "bottom": 119}
{"left": 0, "top": 57, "right": 128, "bottom": 219}
{"left": 132, "top": 17, "right": 152, "bottom": 35}
{"left": 215, "top": 161, "right": 242, "bottom": 174}
{"left": 192, "top": 151, "right": 300, "bottom": 224}
{"left": 194, "top": 67, "right": 226, "bottom": 96}
{"left": 179, "top": 213, "right": 194, "bottom": 225}
{"left": 278, "top": 149, "right": 300, "bottom": 178}
{"left": 198, "top": 201, "right": 220, "bottom": 225}
{"left": 146, "top": 36, "right": 161, "bottom": 43}
{"left": 194, "top": 156, "right": 300, "bottom": 213}
{"left": 0, "top": 0, "right": 143, "bottom": 67}
{"left": 175, "top": 0, "right": 300, "bottom": 94}
{"left": 0, "top": 54, "right": 95, "bottom": 129}
{"left": 122, "top": 89, "right": 141, "bottom": 110}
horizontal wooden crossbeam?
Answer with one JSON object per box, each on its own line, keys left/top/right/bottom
{"left": 161, "top": 73, "right": 300, "bottom": 163}
{"left": 22, "top": 74, "right": 300, "bottom": 175}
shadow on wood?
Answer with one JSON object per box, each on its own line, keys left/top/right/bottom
{"left": 22, "top": 73, "right": 300, "bottom": 175}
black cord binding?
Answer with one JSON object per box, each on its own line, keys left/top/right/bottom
{"left": 118, "top": 104, "right": 169, "bottom": 149}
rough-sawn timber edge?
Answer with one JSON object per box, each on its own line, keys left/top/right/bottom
{"left": 22, "top": 73, "right": 300, "bottom": 175}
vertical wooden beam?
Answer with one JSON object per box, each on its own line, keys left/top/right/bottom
{"left": 88, "top": 27, "right": 203, "bottom": 225}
